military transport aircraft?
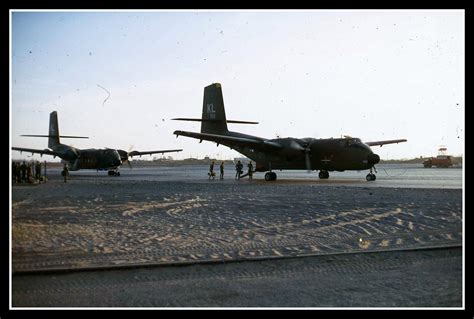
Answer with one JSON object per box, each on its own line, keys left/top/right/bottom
{"left": 12, "top": 111, "right": 182, "bottom": 176}
{"left": 173, "top": 83, "right": 406, "bottom": 181}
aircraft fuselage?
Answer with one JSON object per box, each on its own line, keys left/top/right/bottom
{"left": 224, "top": 132, "right": 379, "bottom": 172}
{"left": 51, "top": 144, "right": 122, "bottom": 171}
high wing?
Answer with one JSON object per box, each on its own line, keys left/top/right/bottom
{"left": 173, "top": 130, "right": 283, "bottom": 150}
{"left": 365, "top": 139, "right": 407, "bottom": 147}
{"left": 172, "top": 118, "right": 259, "bottom": 124}
{"left": 128, "top": 149, "right": 183, "bottom": 157}
{"left": 12, "top": 147, "right": 61, "bottom": 157}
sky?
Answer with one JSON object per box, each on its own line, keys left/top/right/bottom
{"left": 10, "top": 10, "right": 464, "bottom": 161}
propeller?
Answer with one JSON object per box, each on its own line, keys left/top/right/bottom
{"left": 125, "top": 145, "right": 133, "bottom": 169}
{"left": 289, "top": 140, "right": 312, "bottom": 172}
{"left": 117, "top": 148, "right": 133, "bottom": 169}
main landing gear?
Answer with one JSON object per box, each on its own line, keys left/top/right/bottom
{"left": 108, "top": 170, "right": 120, "bottom": 176}
{"left": 318, "top": 170, "right": 329, "bottom": 179}
{"left": 264, "top": 171, "right": 277, "bottom": 181}
{"left": 366, "top": 167, "right": 376, "bottom": 181}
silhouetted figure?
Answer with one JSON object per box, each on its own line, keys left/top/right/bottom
{"left": 220, "top": 162, "right": 224, "bottom": 180}
{"left": 62, "top": 164, "right": 69, "bottom": 183}
{"left": 208, "top": 161, "right": 215, "bottom": 180}
{"left": 35, "top": 161, "right": 41, "bottom": 182}
{"left": 235, "top": 160, "right": 243, "bottom": 180}
{"left": 247, "top": 162, "right": 254, "bottom": 180}
{"left": 12, "top": 162, "right": 17, "bottom": 183}
{"left": 26, "top": 163, "right": 32, "bottom": 183}
{"left": 20, "top": 161, "right": 26, "bottom": 183}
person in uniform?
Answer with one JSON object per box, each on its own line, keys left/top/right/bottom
{"left": 247, "top": 161, "right": 254, "bottom": 180}
{"left": 35, "top": 161, "right": 41, "bottom": 182}
{"left": 208, "top": 161, "right": 215, "bottom": 180}
{"left": 219, "top": 162, "right": 224, "bottom": 180}
{"left": 62, "top": 164, "right": 69, "bottom": 183}
{"left": 20, "top": 161, "right": 26, "bottom": 183}
{"left": 235, "top": 160, "right": 243, "bottom": 180}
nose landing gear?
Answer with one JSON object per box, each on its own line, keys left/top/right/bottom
{"left": 318, "top": 170, "right": 329, "bottom": 179}
{"left": 366, "top": 166, "right": 376, "bottom": 181}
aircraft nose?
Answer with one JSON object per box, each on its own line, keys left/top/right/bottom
{"left": 368, "top": 153, "right": 380, "bottom": 165}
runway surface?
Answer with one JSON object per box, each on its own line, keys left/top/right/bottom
{"left": 11, "top": 164, "right": 463, "bottom": 307}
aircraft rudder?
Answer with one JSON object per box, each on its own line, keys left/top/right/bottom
{"left": 201, "top": 83, "right": 228, "bottom": 134}
{"left": 48, "top": 111, "right": 60, "bottom": 148}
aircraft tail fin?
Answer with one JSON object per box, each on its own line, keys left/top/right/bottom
{"left": 172, "top": 83, "right": 258, "bottom": 132}
{"left": 48, "top": 111, "right": 60, "bottom": 148}
{"left": 201, "top": 83, "right": 228, "bottom": 134}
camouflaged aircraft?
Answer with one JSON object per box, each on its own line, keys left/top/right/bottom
{"left": 173, "top": 83, "right": 406, "bottom": 181}
{"left": 13, "top": 111, "right": 182, "bottom": 176}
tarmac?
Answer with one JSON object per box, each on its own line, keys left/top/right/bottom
{"left": 10, "top": 167, "right": 463, "bottom": 307}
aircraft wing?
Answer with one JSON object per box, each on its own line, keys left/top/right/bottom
{"left": 173, "top": 130, "right": 283, "bottom": 150}
{"left": 128, "top": 149, "right": 183, "bottom": 157}
{"left": 365, "top": 139, "right": 407, "bottom": 147}
{"left": 12, "top": 147, "right": 61, "bottom": 157}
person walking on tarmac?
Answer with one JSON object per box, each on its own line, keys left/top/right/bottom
{"left": 62, "top": 164, "right": 69, "bottom": 183}
{"left": 247, "top": 161, "right": 254, "bottom": 180}
{"left": 208, "top": 161, "right": 215, "bottom": 180}
{"left": 235, "top": 160, "right": 243, "bottom": 180}
{"left": 220, "top": 162, "right": 224, "bottom": 180}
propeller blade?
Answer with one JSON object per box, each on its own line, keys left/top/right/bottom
{"left": 127, "top": 159, "right": 132, "bottom": 170}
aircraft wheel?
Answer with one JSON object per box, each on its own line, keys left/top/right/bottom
{"left": 319, "top": 171, "right": 329, "bottom": 179}
{"left": 265, "top": 172, "right": 277, "bottom": 181}
{"left": 116, "top": 172, "right": 120, "bottom": 177}
{"left": 366, "top": 173, "right": 376, "bottom": 181}
{"left": 108, "top": 170, "right": 114, "bottom": 176}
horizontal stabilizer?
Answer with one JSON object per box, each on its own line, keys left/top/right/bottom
{"left": 21, "top": 135, "right": 89, "bottom": 139}
{"left": 172, "top": 118, "right": 258, "bottom": 124}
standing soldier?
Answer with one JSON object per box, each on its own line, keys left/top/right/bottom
{"left": 12, "top": 162, "right": 17, "bottom": 183}
{"left": 247, "top": 161, "right": 254, "bottom": 180}
{"left": 35, "top": 161, "right": 41, "bottom": 182}
{"left": 219, "top": 162, "right": 224, "bottom": 180}
{"left": 20, "top": 161, "right": 26, "bottom": 183}
{"left": 26, "top": 162, "right": 32, "bottom": 183}
{"left": 208, "top": 161, "right": 215, "bottom": 180}
{"left": 235, "top": 160, "right": 243, "bottom": 180}
{"left": 62, "top": 164, "right": 69, "bottom": 183}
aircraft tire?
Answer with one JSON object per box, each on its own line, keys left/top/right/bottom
{"left": 366, "top": 173, "right": 376, "bottom": 181}
{"left": 265, "top": 172, "right": 277, "bottom": 181}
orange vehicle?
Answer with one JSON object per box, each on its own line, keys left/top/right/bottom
{"left": 423, "top": 147, "right": 453, "bottom": 168}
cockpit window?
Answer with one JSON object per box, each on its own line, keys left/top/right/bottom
{"left": 342, "top": 138, "right": 362, "bottom": 147}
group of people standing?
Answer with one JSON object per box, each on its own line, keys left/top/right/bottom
{"left": 12, "top": 160, "right": 44, "bottom": 184}
{"left": 208, "top": 160, "right": 253, "bottom": 180}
